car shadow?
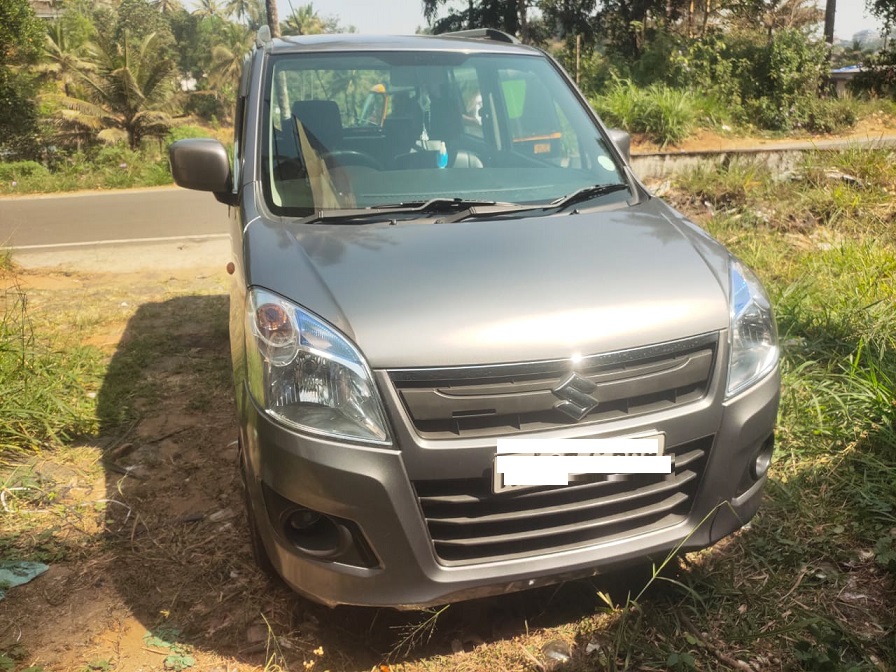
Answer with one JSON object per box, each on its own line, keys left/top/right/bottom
{"left": 94, "top": 293, "right": 679, "bottom": 670}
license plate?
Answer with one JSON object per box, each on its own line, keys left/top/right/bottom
{"left": 492, "top": 434, "right": 668, "bottom": 494}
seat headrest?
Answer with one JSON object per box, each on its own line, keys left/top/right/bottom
{"left": 428, "top": 95, "right": 462, "bottom": 141}
{"left": 292, "top": 100, "right": 342, "bottom": 151}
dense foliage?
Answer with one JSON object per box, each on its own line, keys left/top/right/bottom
{"left": 424, "top": 0, "right": 891, "bottom": 141}
{"left": 2, "top": 0, "right": 350, "bottom": 162}
{"left": 0, "top": 0, "right": 44, "bottom": 158}
{"left": 0, "top": 0, "right": 892, "bottom": 165}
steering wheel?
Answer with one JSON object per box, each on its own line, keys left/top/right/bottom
{"left": 322, "top": 150, "right": 384, "bottom": 171}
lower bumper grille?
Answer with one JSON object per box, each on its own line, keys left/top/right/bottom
{"left": 413, "top": 436, "right": 711, "bottom": 565}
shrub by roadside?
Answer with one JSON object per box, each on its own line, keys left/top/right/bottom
{"left": 0, "top": 124, "right": 221, "bottom": 196}
{"left": 0, "top": 267, "right": 100, "bottom": 459}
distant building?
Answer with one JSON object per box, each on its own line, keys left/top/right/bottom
{"left": 851, "top": 28, "right": 881, "bottom": 47}
{"left": 29, "top": 0, "right": 60, "bottom": 19}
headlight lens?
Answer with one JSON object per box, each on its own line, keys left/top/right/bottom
{"left": 727, "top": 259, "right": 778, "bottom": 398}
{"left": 246, "top": 288, "right": 390, "bottom": 443}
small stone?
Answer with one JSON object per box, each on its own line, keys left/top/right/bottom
{"left": 542, "top": 639, "right": 572, "bottom": 668}
{"left": 246, "top": 623, "right": 267, "bottom": 644}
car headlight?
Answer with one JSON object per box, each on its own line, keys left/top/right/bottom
{"left": 726, "top": 259, "right": 779, "bottom": 398}
{"left": 245, "top": 288, "right": 390, "bottom": 443}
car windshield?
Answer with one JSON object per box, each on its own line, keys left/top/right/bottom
{"left": 261, "top": 50, "right": 627, "bottom": 217}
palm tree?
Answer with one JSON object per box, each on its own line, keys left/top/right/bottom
{"left": 193, "top": 0, "right": 222, "bottom": 19}
{"left": 36, "top": 21, "right": 96, "bottom": 97}
{"left": 152, "top": 0, "right": 182, "bottom": 14}
{"left": 209, "top": 22, "right": 252, "bottom": 88}
{"left": 50, "top": 31, "right": 177, "bottom": 149}
{"left": 281, "top": 3, "right": 326, "bottom": 35}
{"left": 226, "top": 0, "right": 263, "bottom": 26}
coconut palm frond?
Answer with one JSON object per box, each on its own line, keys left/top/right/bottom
{"left": 97, "top": 128, "right": 129, "bottom": 144}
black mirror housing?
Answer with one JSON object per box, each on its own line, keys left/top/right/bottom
{"left": 607, "top": 129, "right": 632, "bottom": 163}
{"left": 169, "top": 138, "right": 236, "bottom": 205}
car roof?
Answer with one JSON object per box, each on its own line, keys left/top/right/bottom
{"left": 268, "top": 32, "right": 541, "bottom": 56}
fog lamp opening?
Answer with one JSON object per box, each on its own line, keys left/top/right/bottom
{"left": 283, "top": 507, "right": 351, "bottom": 558}
{"left": 750, "top": 436, "right": 774, "bottom": 481}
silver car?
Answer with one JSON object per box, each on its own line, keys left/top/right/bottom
{"left": 169, "top": 28, "right": 780, "bottom": 608}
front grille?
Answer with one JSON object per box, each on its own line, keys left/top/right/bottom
{"left": 413, "top": 436, "right": 711, "bottom": 565}
{"left": 388, "top": 333, "right": 718, "bottom": 438}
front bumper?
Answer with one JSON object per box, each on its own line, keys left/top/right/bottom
{"left": 239, "top": 361, "right": 779, "bottom": 609}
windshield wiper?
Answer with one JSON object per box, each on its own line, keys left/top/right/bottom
{"left": 433, "top": 202, "right": 543, "bottom": 223}
{"left": 373, "top": 197, "right": 541, "bottom": 223}
{"left": 293, "top": 198, "right": 538, "bottom": 225}
{"left": 372, "top": 197, "right": 501, "bottom": 212}
{"left": 549, "top": 182, "right": 630, "bottom": 211}
{"left": 294, "top": 208, "right": 402, "bottom": 225}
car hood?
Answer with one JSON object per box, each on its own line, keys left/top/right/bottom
{"left": 246, "top": 203, "right": 730, "bottom": 368}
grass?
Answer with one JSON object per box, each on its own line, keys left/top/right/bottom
{"left": 0, "top": 274, "right": 101, "bottom": 461}
{"left": 643, "top": 148, "right": 896, "bottom": 669}
{"left": 592, "top": 81, "right": 895, "bottom": 149}
{"left": 591, "top": 80, "right": 697, "bottom": 147}
{"left": 0, "top": 146, "right": 173, "bottom": 196}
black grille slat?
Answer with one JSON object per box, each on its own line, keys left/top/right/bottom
{"left": 432, "top": 492, "right": 690, "bottom": 547}
{"left": 413, "top": 436, "right": 711, "bottom": 565}
{"left": 425, "top": 475, "right": 695, "bottom": 526}
{"left": 389, "top": 334, "right": 718, "bottom": 438}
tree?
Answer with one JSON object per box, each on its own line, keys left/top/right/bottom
{"left": 265, "top": 0, "right": 280, "bottom": 36}
{"left": 209, "top": 21, "right": 252, "bottom": 88}
{"left": 153, "top": 0, "right": 182, "bottom": 13}
{"left": 539, "top": 0, "right": 598, "bottom": 43}
{"left": 0, "top": 0, "right": 44, "bottom": 158}
{"left": 36, "top": 19, "right": 96, "bottom": 97}
{"left": 727, "top": 0, "right": 823, "bottom": 36}
{"left": 226, "top": 0, "right": 264, "bottom": 27}
{"left": 281, "top": 3, "right": 349, "bottom": 35}
{"left": 193, "top": 0, "right": 223, "bottom": 19}
{"left": 868, "top": 0, "right": 896, "bottom": 31}
{"left": 595, "top": 0, "right": 687, "bottom": 61}
{"left": 51, "top": 31, "right": 177, "bottom": 149}
{"left": 423, "top": 0, "right": 529, "bottom": 39}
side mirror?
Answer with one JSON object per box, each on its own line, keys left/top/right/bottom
{"left": 169, "top": 138, "right": 236, "bottom": 205}
{"left": 607, "top": 129, "right": 631, "bottom": 163}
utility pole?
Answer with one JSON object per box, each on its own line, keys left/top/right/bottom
{"left": 824, "top": 0, "right": 836, "bottom": 45}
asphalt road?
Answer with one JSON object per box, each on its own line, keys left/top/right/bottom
{"left": 0, "top": 187, "right": 228, "bottom": 249}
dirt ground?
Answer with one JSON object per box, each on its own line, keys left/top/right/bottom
{"left": 629, "top": 110, "right": 896, "bottom": 153}
{"left": 1, "top": 261, "right": 659, "bottom": 672}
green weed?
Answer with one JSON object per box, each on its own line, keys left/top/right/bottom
{"left": 591, "top": 80, "right": 696, "bottom": 147}
{"left": 0, "top": 285, "right": 101, "bottom": 460}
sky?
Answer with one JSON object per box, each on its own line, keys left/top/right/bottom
{"left": 262, "top": 0, "right": 884, "bottom": 40}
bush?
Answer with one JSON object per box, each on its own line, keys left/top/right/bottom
{"left": 1, "top": 288, "right": 99, "bottom": 456}
{"left": 591, "top": 80, "right": 696, "bottom": 147}
{"left": 0, "top": 143, "right": 173, "bottom": 194}
{"left": 669, "top": 32, "right": 743, "bottom": 103}
{"left": 166, "top": 124, "right": 213, "bottom": 145}
{"left": 0, "top": 160, "right": 49, "bottom": 182}
{"left": 851, "top": 48, "right": 896, "bottom": 99}
{"left": 803, "top": 96, "right": 858, "bottom": 134}
{"left": 743, "top": 93, "right": 858, "bottom": 134}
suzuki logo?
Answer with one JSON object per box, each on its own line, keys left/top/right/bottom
{"left": 552, "top": 374, "right": 600, "bottom": 421}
